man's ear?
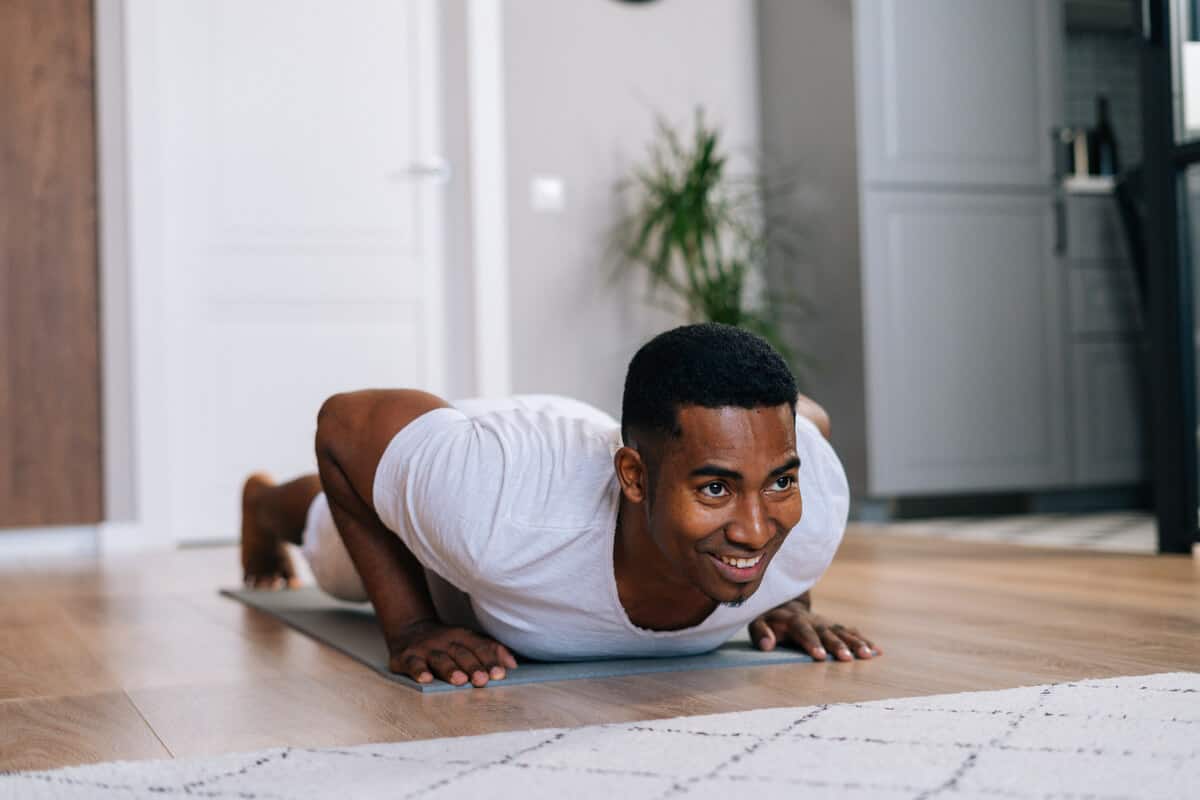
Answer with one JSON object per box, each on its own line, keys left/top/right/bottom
{"left": 614, "top": 446, "right": 649, "bottom": 504}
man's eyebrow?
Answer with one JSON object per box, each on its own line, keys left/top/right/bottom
{"left": 689, "top": 464, "right": 742, "bottom": 481}
{"left": 769, "top": 456, "right": 802, "bottom": 477}
{"left": 688, "top": 456, "right": 801, "bottom": 482}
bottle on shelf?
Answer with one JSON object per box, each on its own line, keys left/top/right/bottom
{"left": 1088, "top": 95, "right": 1120, "bottom": 176}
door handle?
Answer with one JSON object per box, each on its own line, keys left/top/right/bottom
{"left": 386, "top": 158, "right": 451, "bottom": 184}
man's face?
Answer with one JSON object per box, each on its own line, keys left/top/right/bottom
{"left": 644, "top": 403, "right": 802, "bottom": 606}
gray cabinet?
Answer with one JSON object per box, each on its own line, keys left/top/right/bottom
{"left": 1062, "top": 192, "right": 1147, "bottom": 486}
{"left": 1070, "top": 339, "right": 1143, "bottom": 484}
{"left": 856, "top": 0, "right": 1061, "bottom": 187}
{"left": 758, "top": 0, "right": 1144, "bottom": 501}
{"left": 861, "top": 191, "right": 1070, "bottom": 493}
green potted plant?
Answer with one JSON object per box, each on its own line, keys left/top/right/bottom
{"left": 611, "top": 109, "right": 806, "bottom": 369}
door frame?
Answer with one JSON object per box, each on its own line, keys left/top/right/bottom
{"left": 1139, "top": 0, "right": 1199, "bottom": 554}
{"left": 86, "top": 0, "right": 511, "bottom": 553}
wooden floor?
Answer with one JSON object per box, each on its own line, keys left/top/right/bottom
{"left": 2, "top": 527, "right": 1197, "bottom": 773}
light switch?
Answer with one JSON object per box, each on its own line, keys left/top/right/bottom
{"left": 530, "top": 175, "right": 566, "bottom": 213}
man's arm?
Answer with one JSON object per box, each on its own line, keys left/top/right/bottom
{"left": 315, "top": 389, "right": 517, "bottom": 687}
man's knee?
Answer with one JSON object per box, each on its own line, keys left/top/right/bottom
{"left": 795, "top": 394, "right": 832, "bottom": 441}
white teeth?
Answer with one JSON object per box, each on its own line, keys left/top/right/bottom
{"left": 718, "top": 554, "right": 762, "bottom": 569}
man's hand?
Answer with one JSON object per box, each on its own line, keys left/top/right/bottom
{"left": 749, "top": 599, "right": 880, "bottom": 662}
{"left": 387, "top": 619, "right": 519, "bottom": 687}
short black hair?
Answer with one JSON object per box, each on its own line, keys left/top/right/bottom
{"left": 621, "top": 323, "right": 798, "bottom": 445}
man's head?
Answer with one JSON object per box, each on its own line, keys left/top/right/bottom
{"left": 616, "top": 323, "right": 802, "bottom": 607}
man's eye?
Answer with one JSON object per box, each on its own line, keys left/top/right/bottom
{"left": 770, "top": 475, "right": 796, "bottom": 491}
{"left": 700, "top": 482, "right": 728, "bottom": 498}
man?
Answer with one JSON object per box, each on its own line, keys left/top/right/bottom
{"left": 241, "top": 323, "right": 879, "bottom": 688}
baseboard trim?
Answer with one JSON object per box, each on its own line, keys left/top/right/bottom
{"left": 0, "top": 525, "right": 99, "bottom": 561}
{"left": 97, "top": 521, "right": 173, "bottom": 555}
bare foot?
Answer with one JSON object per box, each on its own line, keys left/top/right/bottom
{"left": 240, "top": 472, "right": 300, "bottom": 590}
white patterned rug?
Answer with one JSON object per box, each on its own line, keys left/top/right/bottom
{"left": 5, "top": 672, "right": 1197, "bottom": 799}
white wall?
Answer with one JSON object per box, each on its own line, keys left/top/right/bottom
{"left": 500, "top": 0, "right": 761, "bottom": 417}
{"left": 36, "top": 0, "right": 758, "bottom": 558}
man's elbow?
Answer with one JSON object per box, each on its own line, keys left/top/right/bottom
{"left": 315, "top": 392, "right": 357, "bottom": 464}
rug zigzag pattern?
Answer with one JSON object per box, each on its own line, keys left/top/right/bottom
{"left": 4, "top": 672, "right": 1197, "bottom": 799}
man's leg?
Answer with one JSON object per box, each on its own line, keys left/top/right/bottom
{"left": 241, "top": 472, "right": 322, "bottom": 588}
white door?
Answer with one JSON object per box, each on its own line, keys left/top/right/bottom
{"left": 855, "top": 0, "right": 1061, "bottom": 187}
{"left": 862, "top": 190, "right": 1071, "bottom": 494}
{"left": 153, "top": 0, "right": 445, "bottom": 542}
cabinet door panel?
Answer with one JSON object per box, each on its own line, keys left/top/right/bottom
{"left": 1065, "top": 193, "right": 1132, "bottom": 262}
{"left": 855, "top": 0, "right": 1060, "bottom": 187}
{"left": 863, "top": 191, "right": 1070, "bottom": 493}
{"left": 1070, "top": 340, "right": 1146, "bottom": 485}
{"left": 1068, "top": 267, "right": 1142, "bottom": 335}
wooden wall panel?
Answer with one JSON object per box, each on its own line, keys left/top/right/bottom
{"left": 0, "top": 0, "right": 103, "bottom": 526}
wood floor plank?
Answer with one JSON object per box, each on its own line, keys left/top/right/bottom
{"left": 0, "top": 615, "right": 121, "bottom": 701}
{"left": 126, "top": 675, "right": 409, "bottom": 758}
{"left": 0, "top": 528, "right": 1195, "bottom": 771}
{"left": 65, "top": 594, "right": 290, "bottom": 692}
{"left": 0, "top": 692, "right": 170, "bottom": 772}
{"left": 181, "top": 591, "right": 368, "bottom": 679}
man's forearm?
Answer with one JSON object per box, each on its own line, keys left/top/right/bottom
{"left": 796, "top": 590, "right": 811, "bottom": 610}
{"left": 324, "top": 489, "right": 440, "bottom": 646}
{"left": 316, "top": 443, "right": 441, "bottom": 649}
{"left": 313, "top": 389, "right": 452, "bottom": 649}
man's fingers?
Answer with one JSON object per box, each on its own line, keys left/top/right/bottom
{"left": 787, "top": 619, "right": 827, "bottom": 661}
{"left": 458, "top": 633, "right": 506, "bottom": 681}
{"left": 390, "top": 627, "right": 521, "bottom": 687}
{"left": 464, "top": 638, "right": 507, "bottom": 681}
{"left": 833, "top": 626, "right": 878, "bottom": 659}
{"left": 481, "top": 639, "right": 519, "bottom": 678}
{"left": 749, "top": 617, "right": 775, "bottom": 650}
{"left": 465, "top": 632, "right": 518, "bottom": 672}
{"left": 426, "top": 649, "right": 469, "bottom": 685}
{"left": 851, "top": 629, "right": 882, "bottom": 656}
{"left": 447, "top": 642, "right": 490, "bottom": 687}
{"left": 495, "top": 644, "right": 519, "bottom": 670}
{"left": 818, "top": 626, "right": 855, "bottom": 661}
{"left": 393, "top": 653, "right": 434, "bottom": 684}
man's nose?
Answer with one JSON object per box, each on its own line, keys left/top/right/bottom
{"left": 727, "top": 495, "right": 773, "bottom": 549}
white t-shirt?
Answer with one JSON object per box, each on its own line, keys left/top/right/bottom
{"left": 370, "top": 395, "right": 850, "bottom": 662}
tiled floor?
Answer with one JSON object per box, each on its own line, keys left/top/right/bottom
{"left": 858, "top": 511, "right": 1160, "bottom": 553}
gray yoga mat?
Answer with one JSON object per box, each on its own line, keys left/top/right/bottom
{"left": 221, "top": 586, "right": 828, "bottom": 693}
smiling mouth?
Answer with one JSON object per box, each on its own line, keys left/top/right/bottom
{"left": 714, "top": 553, "right": 763, "bottom": 569}
{"left": 707, "top": 551, "right": 767, "bottom": 583}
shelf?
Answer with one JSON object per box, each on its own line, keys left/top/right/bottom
{"left": 1063, "top": 175, "right": 1117, "bottom": 194}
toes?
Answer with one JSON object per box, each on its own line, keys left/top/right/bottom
{"left": 246, "top": 574, "right": 284, "bottom": 590}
